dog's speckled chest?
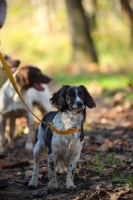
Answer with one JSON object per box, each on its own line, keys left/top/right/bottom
{"left": 50, "top": 111, "right": 84, "bottom": 162}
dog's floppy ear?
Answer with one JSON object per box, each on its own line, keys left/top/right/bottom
{"left": 79, "top": 85, "right": 96, "bottom": 108}
{"left": 15, "top": 67, "right": 29, "bottom": 88}
{"left": 50, "top": 85, "right": 70, "bottom": 111}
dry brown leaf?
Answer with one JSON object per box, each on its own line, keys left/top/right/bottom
{"left": 65, "top": 64, "right": 82, "bottom": 75}
{"left": 108, "top": 186, "right": 130, "bottom": 200}
{"left": 25, "top": 170, "right": 32, "bottom": 179}
{"left": 14, "top": 178, "right": 23, "bottom": 183}
{"left": 38, "top": 174, "right": 43, "bottom": 179}
{"left": 112, "top": 130, "right": 123, "bottom": 135}
{"left": 86, "top": 63, "right": 99, "bottom": 72}
{"left": 90, "top": 176, "right": 100, "bottom": 181}
{"left": 95, "top": 184, "right": 101, "bottom": 190}
{"left": 5, "top": 173, "right": 13, "bottom": 178}
{"left": 96, "top": 145, "right": 109, "bottom": 152}
{"left": 113, "top": 92, "right": 123, "bottom": 105}
{"left": 103, "top": 168, "right": 114, "bottom": 176}
{"left": 115, "top": 155, "right": 127, "bottom": 161}
{"left": 73, "top": 195, "right": 84, "bottom": 200}
{"left": 85, "top": 145, "right": 94, "bottom": 151}
{"left": 110, "top": 193, "right": 120, "bottom": 200}
{"left": 2, "top": 160, "right": 30, "bottom": 168}
{"left": 93, "top": 181, "right": 113, "bottom": 191}
{"left": 79, "top": 175, "right": 88, "bottom": 181}
{"left": 100, "top": 118, "right": 108, "bottom": 124}
{"left": 96, "top": 139, "right": 113, "bottom": 152}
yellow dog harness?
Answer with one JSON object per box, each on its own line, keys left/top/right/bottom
{"left": 0, "top": 52, "right": 81, "bottom": 135}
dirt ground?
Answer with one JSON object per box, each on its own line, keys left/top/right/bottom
{"left": 0, "top": 88, "right": 133, "bottom": 200}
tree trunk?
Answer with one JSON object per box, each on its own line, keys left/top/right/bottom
{"left": 0, "top": 0, "right": 7, "bottom": 28}
{"left": 121, "top": 0, "right": 133, "bottom": 46}
{"left": 91, "top": 0, "right": 97, "bottom": 29}
{"left": 65, "top": 0, "right": 98, "bottom": 63}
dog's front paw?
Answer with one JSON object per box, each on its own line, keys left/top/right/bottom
{"left": 47, "top": 187, "right": 59, "bottom": 194}
{"left": 27, "top": 184, "right": 37, "bottom": 189}
{"left": 65, "top": 184, "right": 77, "bottom": 192}
{"left": 28, "top": 178, "right": 38, "bottom": 189}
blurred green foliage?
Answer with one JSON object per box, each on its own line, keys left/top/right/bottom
{"left": 53, "top": 72, "right": 132, "bottom": 91}
{"left": 0, "top": 0, "right": 133, "bottom": 91}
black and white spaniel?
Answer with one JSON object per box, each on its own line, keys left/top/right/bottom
{"left": 28, "top": 85, "right": 96, "bottom": 193}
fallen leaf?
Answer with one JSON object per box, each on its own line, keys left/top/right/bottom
{"left": 110, "top": 193, "right": 120, "bottom": 200}
{"left": 14, "top": 178, "right": 23, "bottom": 183}
{"left": 73, "top": 195, "right": 83, "bottom": 200}
{"left": 96, "top": 139, "right": 113, "bottom": 152}
{"left": 113, "top": 92, "right": 123, "bottom": 105}
{"left": 85, "top": 145, "right": 94, "bottom": 151}
{"left": 112, "top": 130, "right": 123, "bottom": 135}
{"left": 100, "top": 118, "right": 108, "bottom": 124}
{"left": 103, "top": 168, "right": 114, "bottom": 176}
{"left": 115, "top": 155, "right": 127, "bottom": 161}
{"left": 2, "top": 160, "right": 30, "bottom": 168}
{"left": 25, "top": 170, "right": 32, "bottom": 179}
{"left": 79, "top": 175, "right": 88, "bottom": 181}
{"left": 90, "top": 176, "right": 100, "bottom": 181}
{"left": 108, "top": 186, "right": 130, "bottom": 200}
{"left": 38, "top": 174, "right": 43, "bottom": 179}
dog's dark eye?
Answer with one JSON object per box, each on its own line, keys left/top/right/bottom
{"left": 79, "top": 93, "right": 84, "bottom": 98}
{"left": 4, "top": 55, "right": 9, "bottom": 60}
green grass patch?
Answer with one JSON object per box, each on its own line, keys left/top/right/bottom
{"left": 125, "top": 174, "right": 133, "bottom": 188}
{"left": 53, "top": 72, "right": 132, "bottom": 91}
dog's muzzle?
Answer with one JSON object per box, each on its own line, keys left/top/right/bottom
{"left": 76, "top": 101, "right": 83, "bottom": 107}
{"left": 72, "top": 100, "right": 84, "bottom": 111}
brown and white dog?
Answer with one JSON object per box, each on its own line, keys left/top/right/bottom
{"left": 0, "top": 65, "right": 52, "bottom": 151}
{"left": 4, "top": 54, "right": 20, "bottom": 72}
{"left": 0, "top": 54, "right": 20, "bottom": 87}
{"left": 28, "top": 85, "right": 96, "bottom": 193}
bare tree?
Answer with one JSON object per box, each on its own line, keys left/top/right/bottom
{"left": 121, "top": 0, "right": 133, "bottom": 45}
{"left": 65, "top": 0, "right": 98, "bottom": 63}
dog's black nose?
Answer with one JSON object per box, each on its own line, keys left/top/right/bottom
{"left": 77, "top": 101, "right": 83, "bottom": 107}
{"left": 14, "top": 60, "right": 20, "bottom": 67}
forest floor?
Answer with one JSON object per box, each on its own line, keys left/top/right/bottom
{"left": 0, "top": 85, "right": 133, "bottom": 200}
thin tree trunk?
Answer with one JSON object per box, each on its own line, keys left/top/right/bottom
{"left": 121, "top": 0, "right": 133, "bottom": 46}
{"left": 0, "top": 0, "right": 7, "bottom": 28}
{"left": 65, "top": 0, "right": 98, "bottom": 63}
{"left": 92, "top": 0, "right": 97, "bottom": 29}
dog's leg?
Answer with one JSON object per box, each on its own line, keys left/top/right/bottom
{"left": 47, "top": 153, "right": 58, "bottom": 193}
{"left": 28, "top": 140, "right": 44, "bottom": 188}
{"left": 66, "top": 152, "right": 81, "bottom": 190}
{"left": 25, "top": 112, "right": 35, "bottom": 150}
{"left": 9, "top": 117, "right": 15, "bottom": 141}
{"left": 0, "top": 116, "right": 5, "bottom": 151}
